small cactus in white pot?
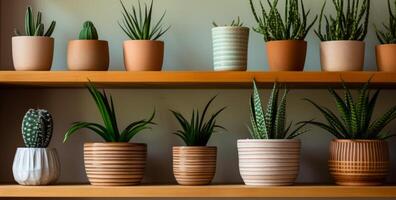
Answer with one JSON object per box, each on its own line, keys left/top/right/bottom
{"left": 12, "top": 109, "right": 60, "bottom": 186}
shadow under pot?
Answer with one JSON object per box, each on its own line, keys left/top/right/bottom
{"left": 67, "top": 40, "right": 109, "bottom": 71}
{"left": 84, "top": 143, "right": 147, "bottom": 186}
{"left": 12, "top": 148, "right": 60, "bottom": 186}
{"left": 173, "top": 146, "right": 217, "bottom": 185}
{"left": 12, "top": 36, "right": 54, "bottom": 71}
{"left": 329, "top": 140, "right": 389, "bottom": 186}
{"left": 123, "top": 40, "right": 164, "bottom": 71}
{"left": 320, "top": 40, "right": 365, "bottom": 71}
{"left": 376, "top": 44, "right": 396, "bottom": 72}
{"left": 237, "top": 139, "right": 301, "bottom": 186}
{"left": 266, "top": 40, "right": 307, "bottom": 71}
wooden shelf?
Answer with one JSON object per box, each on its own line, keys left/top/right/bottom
{"left": 0, "top": 71, "right": 395, "bottom": 88}
{"left": 0, "top": 184, "right": 395, "bottom": 198}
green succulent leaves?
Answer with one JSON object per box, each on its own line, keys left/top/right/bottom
{"left": 213, "top": 17, "right": 244, "bottom": 27}
{"left": 22, "top": 109, "right": 53, "bottom": 148}
{"left": 79, "top": 21, "right": 99, "bottom": 40}
{"left": 15, "top": 6, "right": 56, "bottom": 37}
{"left": 375, "top": 0, "right": 396, "bottom": 44}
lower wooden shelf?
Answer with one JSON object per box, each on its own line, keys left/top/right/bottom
{"left": 0, "top": 184, "right": 395, "bottom": 198}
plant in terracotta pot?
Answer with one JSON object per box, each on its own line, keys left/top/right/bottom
{"left": 64, "top": 83, "right": 155, "bottom": 186}
{"left": 68, "top": 21, "right": 109, "bottom": 71}
{"left": 249, "top": 0, "right": 317, "bottom": 71}
{"left": 238, "top": 81, "right": 309, "bottom": 186}
{"left": 13, "top": 6, "right": 56, "bottom": 71}
{"left": 13, "top": 109, "right": 60, "bottom": 186}
{"left": 171, "top": 96, "right": 226, "bottom": 185}
{"left": 303, "top": 81, "right": 396, "bottom": 186}
{"left": 315, "top": 0, "right": 370, "bottom": 71}
{"left": 119, "top": 0, "right": 170, "bottom": 71}
{"left": 212, "top": 17, "right": 249, "bottom": 71}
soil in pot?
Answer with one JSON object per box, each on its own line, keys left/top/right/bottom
{"left": 68, "top": 40, "right": 109, "bottom": 71}
{"left": 376, "top": 44, "right": 396, "bottom": 72}
{"left": 266, "top": 40, "right": 307, "bottom": 71}
{"left": 321, "top": 41, "right": 365, "bottom": 71}
{"left": 123, "top": 40, "right": 164, "bottom": 71}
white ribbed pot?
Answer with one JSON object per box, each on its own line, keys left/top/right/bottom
{"left": 212, "top": 26, "right": 249, "bottom": 71}
{"left": 237, "top": 139, "right": 301, "bottom": 186}
{"left": 12, "top": 148, "right": 60, "bottom": 186}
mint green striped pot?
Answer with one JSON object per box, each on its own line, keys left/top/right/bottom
{"left": 212, "top": 27, "right": 249, "bottom": 71}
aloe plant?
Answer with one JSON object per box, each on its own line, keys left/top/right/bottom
{"left": 375, "top": 0, "right": 396, "bottom": 44}
{"left": 14, "top": 6, "right": 56, "bottom": 37}
{"left": 249, "top": 0, "right": 317, "bottom": 42}
{"left": 171, "top": 96, "right": 226, "bottom": 146}
{"left": 315, "top": 0, "right": 371, "bottom": 41}
{"left": 249, "top": 81, "right": 308, "bottom": 139}
{"left": 213, "top": 17, "right": 244, "bottom": 27}
{"left": 64, "top": 83, "right": 155, "bottom": 143}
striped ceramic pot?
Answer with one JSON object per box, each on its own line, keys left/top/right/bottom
{"left": 173, "top": 146, "right": 217, "bottom": 185}
{"left": 84, "top": 143, "right": 147, "bottom": 186}
{"left": 329, "top": 140, "right": 389, "bottom": 186}
{"left": 212, "top": 26, "right": 249, "bottom": 71}
{"left": 238, "top": 139, "right": 301, "bottom": 186}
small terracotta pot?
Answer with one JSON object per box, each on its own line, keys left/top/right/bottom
{"left": 376, "top": 44, "right": 396, "bottom": 72}
{"left": 266, "top": 40, "right": 307, "bottom": 71}
{"left": 84, "top": 143, "right": 147, "bottom": 186}
{"left": 329, "top": 140, "right": 389, "bottom": 186}
{"left": 321, "top": 41, "right": 365, "bottom": 71}
{"left": 12, "top": 36, "right": 54, "bottom": 71}
{"left": 173, "top": 146, "right": 217, "bottom": 185}
{"left": 123, "top": 40, "right": 164, "bottom": 71}
{"left": 238, "top": 139, "right": 301, "bottom": 186}
{"left": 67, "top": 40, "right": 109, "bottom": 71}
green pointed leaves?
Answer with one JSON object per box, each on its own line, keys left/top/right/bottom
{"left": 18, "top": 6, "right": 56, "bottom": 37}
{"left": 375, "top": 0, "right": 396, "bottom": 44}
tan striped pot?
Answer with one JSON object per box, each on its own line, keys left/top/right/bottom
{"left": 329, "top": 140, "right": 389, "bottom": 186}
{"left": 238, "top": 139, "right": 301, "bottom": 186}
{"left": 173, "top": 146, "right": 217, "bottom": 185}
{"left": 84, "top": 143, "right": 147, "bottom": 186}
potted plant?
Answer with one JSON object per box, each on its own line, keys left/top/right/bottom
{"left": 13, "top": 6, "right": 56, "bottom": 71}
{"left": 64, "top": 83, "right": 155, "bottom": 186}
{"left": 315, "top": 0, "right": 370, "bottom": 71}
{"left": 170, "top": 97, "right": 226, "bottom": 185}
{"left": 119, "top": 0, "right": 170, "bottom": 71}
{"left": 303, "top": 81, "right": 395, "bottom": 186}
{"left": 67, "top": 21, "right": 109, "bottom": 71}
{"left": 238, "top": 81, "right": 308, "bottom": 186}
{"left": 375, "top": 0, "right": 396, "bottom": 72}
{"left": 212, "top": 17, "right": 249, "bottom": 71}
{"left": 249, "top": 0, "right": 317, "bottom": 71}
{"left": 13, "top": 109, "right": 60, "bottom": 186}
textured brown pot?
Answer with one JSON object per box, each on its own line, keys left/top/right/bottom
{"left": 173, "top": 146, "right": 217, "bottom": 185}
{"left": 321, "top": 41, "right": 365, "bottom": 71}
{"left": 266, "top": 40, "right": 307, "bottom": 71}
{"left": 84, "top": 143, "right": 147, "bottom": 186}
{"left": 376, "top": 44, "right": 396, "bottom": 72}
{"left": 123, "top": 40, "right": 164, "bottom": 71}
{"left": 67, "top": 40, "right": 109, "bottom": 71}
{"left": 329, "top": 140, "right": 389, "bottom": 186}
{"left": 12, "top": 36, "right": 54, "bottom": 71}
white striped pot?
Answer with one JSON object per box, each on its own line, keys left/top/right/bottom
{"left": 212, "top": 26, "right": 249, "bottom": 71}
{"left": 237, "top": 139, "right": 301, "bottom": 186}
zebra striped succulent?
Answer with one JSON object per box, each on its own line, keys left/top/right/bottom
{"left": 22, "top": 109, "right": 53, "bottom": 148}
{"left": 375, "top": 0, "right": 396, "bottom": 44}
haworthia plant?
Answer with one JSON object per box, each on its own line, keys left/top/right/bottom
{"left": 212, "top": 17, "right": 244, "bottom": 27}
{"left": 375, "top": 0, "right": 396, "bottom": 44}
{"left": 22, "top": 109, "right": 53, "bottom": 148}
{"left": 79, "top": 21, "right": 99, "bottom": 40}
{"left": 14, "top": 6, "right": 56, "bottom": 37}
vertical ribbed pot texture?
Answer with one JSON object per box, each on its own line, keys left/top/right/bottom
{"left": 266, "top": 40, "right": 307, "bottom": 71}
{"left": 123, "top": 40, "right": 164, "bottom": 71}
{"left": 320, "top": 41, "right": 365, "bottom": 71}
{"left": 173, "top": 146, "right": 217, "bottom": 185}
{"left": 376, "top": 44, "right": 396, "bottom": 72}
{"left": 67, "top": 40, "right": 109, "bottom": 71}
{"left": 212, "top": 26, "right": 249, "bottom": 71}
{"left": 329, "top": 140, "right": 389, "bottom": 186}
{"left": 238, "top": 139, "right": 301, "bottom": 186}
{"left": 84, "top": 143, "right": 147, "bottom": 186}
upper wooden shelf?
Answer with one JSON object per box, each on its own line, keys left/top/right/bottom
{"left": 0, "top": 71, "right": 395, "bottom": 88}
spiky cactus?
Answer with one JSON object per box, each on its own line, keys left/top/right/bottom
{"left": 79, "top": 21, "right": 99, "bottom": 40}
{"left": 22, "top": 109, "right": 53, "bottom": 148}
{"left": 14, "top": 6, "right": 56, "bottom": 37}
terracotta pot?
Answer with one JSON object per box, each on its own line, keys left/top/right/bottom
{"left": 212, "top": 26, "right": 249, "bottom": 71}
{"left": 376, "top": 44, "right": 396, "bottom": 72}
{"left": 329, "top": 140, "right": 389, "bottom": 186}
{"left": 173, "top": 146, "right": 217, "bottom": 185}
{"left": 67, "top": 40, "right": 109, "bottom": 71}
{"left": 123, "top": 40, "right": 164, "bottom": 71}
{"left": 321, "top": 41, "right": 365, "bottom": 71}
{"left": 84, "top": 143, "right": 147, "bottom": 186}
{"left": 238, "top": 139, "right": 301, "bottom": 186}
{"left": 12, "top": 36, "right": 54, "bottom": 71}
{"left": 266, "top": 40, "right": 307, "bottom": 71}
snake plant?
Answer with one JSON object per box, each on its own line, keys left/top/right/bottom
{"left": 213, "top": 17, "right": 244, "bottom": 27}
{"left": 14, "top": 6, "right": 56, "bottom": 37}
{"left": 375, "top": 0, "right": 396, "bottom": 44}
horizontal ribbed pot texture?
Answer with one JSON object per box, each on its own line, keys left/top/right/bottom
{"left": 238, "top": 139, "right": 301, "bottom": 186}
{"left": 123, "top": 40, "right": 164, "bottom": 71}
{"left": 320, "top": 40, "right": 365, "bottom": 71}
{"left": 376, "top": 44, "right": 396, "bottom": 72}
{"left": 84, "top": 143, "right": 147, "bottom": 186}
{"left": 173, "top": 146, "right": 217, "bottom": 185}
{"left": 67, "top": 40, "right": 109, "bottom": 71}
{"left": 266, "top": 40, "right": 307, "bottom": 71}
{"left": 329, "top": 140, "right": 389, "bottom": 186}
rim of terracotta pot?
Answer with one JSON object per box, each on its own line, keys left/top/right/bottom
{"left": 12, "top": 36, "right": 54, "bottom": 39}
{"left": 266, "top": 40, "right": 307, "bottom": 44}
{"left": 321, "top": 40, "right": 365, "bottom": 44}
{"left": 332, "top": 139, "right": 386, "bottom": 143}
{"left": 84, "top": 142, "right": 147, "bottom": 146}
{"left": 69, "top": 39, "right": 108, "bottom": 43}
{"left": 173, "top": 146, "right": 217, "bottom": 149}
{"left": 124, "top": 40, "right": 164, "bottom": 43}
{"left": 376, "top": 43, "right": 396, "bottom": 48}
{"left": 238, "top": 138, "right": 301, "bottom": 142}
